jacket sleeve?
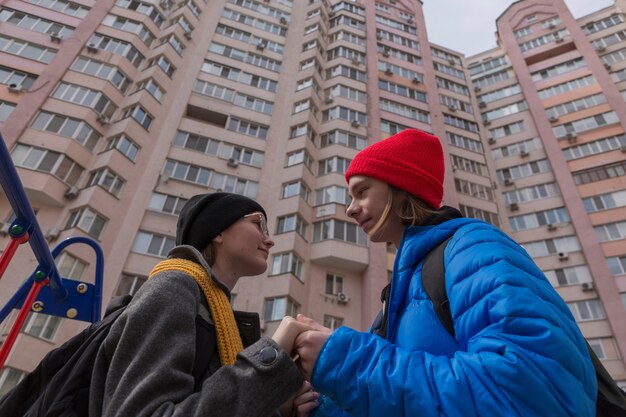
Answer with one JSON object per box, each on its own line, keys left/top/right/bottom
{"left": 310, "top": 226, "right": 596, "bottom": 417}
{"left": 90, "top": 273, "right": 303, "bottom": 417}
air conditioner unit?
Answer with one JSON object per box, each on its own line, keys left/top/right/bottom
{"left": 96, "top": 114, "right": 110, "bottom": 125}
{"left": 7, "top": 83, "right": 22, "bottom": 93}
{"left": 351, "top": 119, "right": 360, "bottom": 128}
{"left": 64, "top": 186, "right": 80, "bottom": 200}
{"left": 448, "top": 105, "right": 457, "bottom": 112}
{"left": 596, "top": 45, "right": 606, "bottom": 52}
{"left": 509, "top": 203, "right": 519, "bottom": 211}
{"left": 547, "top": 223, "right": 556, "bottom": 231}
{"left": 160, "top": 171, "right": 171, "bottom": 183}
{"left": 478, "top": 101, "right": 486, "bottom": 108}
{"left": 376, "top": 34, "right": 383, "bottom": 40}
{"left": 520, "top": 149, "right": 529, "bottom": 157}
{"left": 620, "top": 145, "right": 626, "bottom": 153}
{"left": 45, "top": 228, "right": 61, "bottom": 243}
{"left": 555, "top": 36, "right": 563, "bottom": 43}
{"left": 488, "top": 137, "right": 496, "bottom": 144}
{"left": 87, "top": 43, "right": 98, "bottom": 53}
{"left": 336, "top": 292, "right": 349, "bottom": 303}
{"left": 227, "top": 158, "right": 239, "bottom": 168}
{"left": 385, "top": 67, "right": 393, "bottom": 75}
{"left": 604, "top": 63, "right": 612, "bottom": 70}
{"left": 448, "top": 59, "right": 456, "bottom": 66}
{"left": 581, "top": 282, "right": 594, "bottom": 292}
{"left": 382, "top": 49, "right": 390, "bottom": 57}
{"left": 184, "top": 31, "right": 193, "bottom": 40}
{"left": 565, "top": 132, "right": 577, "bottom": 142}
{"left": 474, "top": 86, "right": 482, "bottom": 92}
{"left": 159, "top": 0, "right": 171, "bottom": 9}
{"left": 50, "top": 32, "right": 62, "bottom": 42}
{"left": 411, "top": 76, "right": 421, "bottom": 84}
{"left": 256, "top": 41, "right": 266, "bottom": 51}
{"left": 482, "top": 119, "right": 491, "bottom": 126}
{"left": 503, "top": 178, "right": 514, "bottom": 186}
{"left": 352, "top": 58, "right": 361, "bottom": 66}
{"left": 557, "top": 252, "right": 569, "bottom": 261}
{"left": 549, "top": 115, "right": 559, "bottom": 123}
{"left": 548, "top": 23, "right": 556, "bottom": 29}
{"left": 324, "top": 96, "right": 334, "bottom": 104}
{"left": 280, "top": 17, "right": 288, "bottom": 25}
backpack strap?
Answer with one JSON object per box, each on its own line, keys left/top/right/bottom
{"left": 421, "top": 237, "right": 454, "bottom": 338}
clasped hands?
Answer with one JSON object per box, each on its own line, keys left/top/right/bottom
{"left": 272, "top": 315, "right": 332, "bottom": 417}
{"left": 272, "top": 314, "right": 332, "bottom": 381}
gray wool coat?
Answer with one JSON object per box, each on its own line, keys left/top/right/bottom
{"left": 89, "top": 245, "right": 303, "bottom": 417}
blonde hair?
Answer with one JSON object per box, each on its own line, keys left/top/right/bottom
{"left": 365, "top": 187, "right": 439, "bottom": 237}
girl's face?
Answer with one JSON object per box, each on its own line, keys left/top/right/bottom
{"left": 346, "top": 176, "right": 405, "bottom": 245}
{"left": 214, "top": 212, "right": 274, "bottom": 280}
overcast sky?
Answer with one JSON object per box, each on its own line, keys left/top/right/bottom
{"left": 422, "top": 0, "right": 616, "bottom": 57}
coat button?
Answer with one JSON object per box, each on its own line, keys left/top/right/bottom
{"left": 259, "top": 346, "right": 279, "bottom": 365}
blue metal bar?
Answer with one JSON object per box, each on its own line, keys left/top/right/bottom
{"left": 0, "top": 133, "right": 66, "bottom": 300}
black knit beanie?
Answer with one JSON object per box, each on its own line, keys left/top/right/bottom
{"left": 176, "top": 192, "right": 266, "bottom": 251}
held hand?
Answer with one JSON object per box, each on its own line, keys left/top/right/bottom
{"left": 272, "top": 316, "right": 314, "bottom": 355}
{"left": 295, "top": 330, "right": 330, "bottom": 381}
{"left": 278, "top": 381, "right": 320, "bottom": 417}
{"left": 296, "top": 314, "right": 333, "bottom": 334}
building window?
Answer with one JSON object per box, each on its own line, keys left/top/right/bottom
{"left": 0, "top": 8, "right": 74, "bottom": 38}
{"left": 0, "top": 367, "right": 26, "bottom": 398}
{"left": 209, "top": 172, "right": 258, "bottom": 198}
{"left": 173, "top": 131, "right": 220, "bottom": 155}
{"left": 102, "top": 13, "right": 154, "bottom": 45}
{"left": 162, "top": 159, "right": 211, "bottom": 186}
{"left": 55, "top": 251, "right": 87, "bottom": 280}
{"left": 509, "top": 207, "right": 570, "bottom": 232}
{"left": 11, "top": 144, "right": 84, "bottom": 186}
{"left": 313, "top": 219, "right": 368, "bottom": 245}
{"left": 0, "top": 34, "right": 56, "bottom": 64}
{"left": 595, "top": 221, "right": 626, "bottom": 242}
{"left": 136, "top": 78, "right": 164, "bottom": 102}
{"left": 281, "top": 180, "right": 310, "bottom": 202}
{"left": 320, "top": 130, "right": 366, "bottom": 150}
{"left": 23, "top": 312, "right": 62, "bottom": 340}
{"left": 51, "top": 82, "right": 117, "bottom": 118}
{"left": 105, "top": 134, "right": 139, "bottom": 161}
{"left": 114, "top": 273, "right": 147, "bottom": 296}
{"left": 227, "top": 117, "right": 268, "bottom": 140}
{"left": 544, "top": 265, "right": 592, "bottom": 287}
{"left": 87, "top": 33, "right": 145, "bottom": 67}
{"left": 27, "top": 0, "right": 90, "bottom": 18}
{"left": 148, "top": 192, "right": 188, "bottom": 215}
{"left": 567, "top": 299, "right": 605, "bottom": 322}
{"left": 318, "top": 156, "right": 351, "bottom": 176}
{"left": 270, "top": 252, "right": 303, "bottom": 279}
{"left": 276, "top": 214, "right": 307, "bottom": 238}
{"left": 70, "top": 57, "right": 131, "bottom": 92}
{"left": 0, "top": 100, "right": 16, "bottom": 122}
{"left": 86, "top": 168, "right": 125, "bottom": 197}
{"left": 264, "top": 297, "right": 299, "bottom": 322}
{"left": 148, "top": 55, "right": 175, "bottom": 77}
{"left": 115, "top": 0, "right": 164, "bottom": 26}
{"left": 323, "top": 315, "right": 344, "bottom": 330}
{"left": 607, "top": 255, "right": 626, "bottom": 276}
{"left": 122, "top": 105, "right": 152, "bottom": 130}
{"left": 64, "top": 207, "right": 107, "bottom": 239}
{"left": 458, "top": 205, "right": 500, "bottom": 228}
{"left": 31, "top": 111, "right": 101, "bottom": 151}
{"left": 573, "top": 161, "right": 626, "bottom": 185}
{"left": 286, "top": 149, "right": 313, "bottom": 170}
{"left": 325, "top": 273, "right": 343, "bottom": 295}
{"left": 132, "top": 230, "right": 176, "bottom": 257}
{"left": 315, "top": 185, "right": 349, "bottom": 206}
{"left": 583, "top": 190, "right": 626, "bottom": 213}
{"left": 521, "top": 235, "right": 580, "bottom": 258}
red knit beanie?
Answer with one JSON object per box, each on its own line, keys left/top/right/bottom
{"left": 345, "top": 129, "right": 444, "bottom": 208}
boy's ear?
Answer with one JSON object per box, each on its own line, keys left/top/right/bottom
{"left": 212, "top": 233, "right": 223, "bottom": 245}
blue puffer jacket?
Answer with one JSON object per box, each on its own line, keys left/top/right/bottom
{"left": 311, "top": 216, "right": 596, "bottom": 417}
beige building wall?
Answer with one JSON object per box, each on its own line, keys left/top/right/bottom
{"left": 0, "top": 0, "right": 625, "bottom": 393}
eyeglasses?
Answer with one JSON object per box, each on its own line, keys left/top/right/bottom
{"left": 244, "top": 212, "right": 269, "bottom": 238}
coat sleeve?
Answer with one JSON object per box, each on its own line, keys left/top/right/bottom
{"left": 89, "top": 273, "right": 302, "bottom": 417}
{"left": 310, "top": 226, "right": 597, "bottom": 417}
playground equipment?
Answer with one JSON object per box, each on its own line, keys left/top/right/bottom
{"left": 0, "top": 133, "right": 105, "bottom": 369}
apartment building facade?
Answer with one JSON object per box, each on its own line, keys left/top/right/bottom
{"left": 0, "top": 0, "right": 624, "bottom": 393}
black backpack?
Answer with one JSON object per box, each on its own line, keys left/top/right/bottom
{"left": 0, "top": 295, "right": 212, "bottom": 417}
{"left": 373, "top": 238, "right": 626, "bottom": 417}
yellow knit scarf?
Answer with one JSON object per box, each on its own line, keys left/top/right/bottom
{"left": 149, "top": 259, "right": 243, "bottom": 365}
